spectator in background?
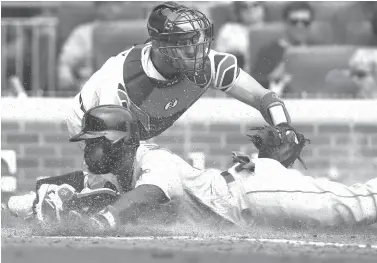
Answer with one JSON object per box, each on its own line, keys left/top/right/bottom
{"left": 251, "top": 1, "right": 315, "bottom": 96}
{"left": 58, "top": 1, "right": 127, "bottom": 92}
{"left": 349, "top": 49, "right": 377, "bottom": 98}
{"left": 325, "top": 49, "right": 377, "bottom": 99}
{"left": 215, "top": 1, "right": 266, "bottom": 71}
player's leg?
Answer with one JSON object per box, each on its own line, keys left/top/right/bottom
{"left": 242, "top": 159, "right": 377, "bottom": 227}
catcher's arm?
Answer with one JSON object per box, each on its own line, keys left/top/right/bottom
{"left": 225, "top": 69, "right": 291, "bottom": 125}
{"left": 209, "top": 51, "right": 290, "bottom": 126}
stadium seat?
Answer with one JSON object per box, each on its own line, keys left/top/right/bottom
{"left": 312, "top": 2, "right": 354, "bottom": 23}
{"left": 263, "top": 1, "right": 287, "bottom": 22}
{"left": 331, "top": 2, "right": 376, "bottom": 44}
{"left": 344, "top": 21, "right": 374, "bottom": 46}
{"left": 208, "top": 3, "right": 235, "bottom": 38}
{"left": 247, "top": 23, "right": 286, "bottom": 73}
{"left": 247, "top": 21, "right": 337, "bottom": 74}
{"left": 308, "top": 21, "right": 339, "bottom": 45}
{"left": 333, "top": 2, "right": 375, "bottom": 23}
{"left": 92, "top": 20, "right": 149, "bottom": 70}
{"left": 324, "top": 69, "right": 359, "bottom": 98}
{"left": 284, "top": 46, "right": 357, "bottom": 97}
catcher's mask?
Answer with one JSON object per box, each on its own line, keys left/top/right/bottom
{"left": 69, "top": 105, "right": 140, "bottom": 174}
{"left": 147, "top": 1, "right": 214, "bottom": 86}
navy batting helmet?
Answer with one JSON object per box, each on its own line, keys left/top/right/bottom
{"left": 69, "top": 105, "right": 140, "bottom": 145}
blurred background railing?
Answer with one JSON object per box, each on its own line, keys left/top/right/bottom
{"left": 1, "top": 17, "right": 58, "bottom": 96}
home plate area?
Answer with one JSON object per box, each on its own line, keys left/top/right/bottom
{"left": 2, "top": 224, "right": 377, "bottom": 263}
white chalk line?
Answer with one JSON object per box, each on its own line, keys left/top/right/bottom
{"left": 30, "top": 235, "right": 377, "bottom": 250}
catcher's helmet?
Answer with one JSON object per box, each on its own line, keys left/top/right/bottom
{"left": 147, "top": 1, "right": 214, "bottom": 86}
{"left": 69, "top": 105, "right": 140, "bottom": 145}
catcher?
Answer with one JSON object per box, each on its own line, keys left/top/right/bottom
{"left": 67, "top": 1, "right": 294, "bottom": 155}
{"left": 5, "top": 106, "right": 377, "bottom": 231}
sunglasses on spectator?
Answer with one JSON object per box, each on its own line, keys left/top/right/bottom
{"left": 288, "top": 19, "right": 312, "bottom": 27}
{"left": 351, "top": 70, "right": 369, "bottom": 79}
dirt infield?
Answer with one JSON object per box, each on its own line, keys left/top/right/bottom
{"left": 3, "top": 235, "right": 377, "bottom": 263}
{"left": 2, "top": 224, "right": 377, "bottom": 263}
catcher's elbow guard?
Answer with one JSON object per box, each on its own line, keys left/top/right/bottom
{"left": 260, "top": 92, "right": 291, "bottom": 126}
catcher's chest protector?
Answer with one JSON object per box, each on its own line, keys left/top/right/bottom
{"left": 121, "top": 44, "right": 212, "bottom": 140}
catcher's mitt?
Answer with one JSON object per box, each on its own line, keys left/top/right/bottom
{"left": 247, "top": 123, "right": 310, "bottom": 169}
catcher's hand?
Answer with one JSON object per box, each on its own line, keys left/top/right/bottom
{"left": 247, "top": 123, "right": 310, "bottom": 169}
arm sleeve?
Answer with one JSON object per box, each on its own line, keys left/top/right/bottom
{"left": 219, "top": 67, "right": 291, "bottom": 125}
{"left": 135, "top": 150, "right": 183, "bottom": 201}
{"left": 210, "top": 50, "right": 240, "bottom": 92}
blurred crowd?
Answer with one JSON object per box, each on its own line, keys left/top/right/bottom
{"left": 2, "top": 1, "right": 377, "bottom": 99}
{"left": 215, "top": 1, "right": 377, "bottom": 98}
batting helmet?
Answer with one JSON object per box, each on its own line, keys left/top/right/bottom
{"left": 69, "top": 105, "right": 140, "bottom": 145}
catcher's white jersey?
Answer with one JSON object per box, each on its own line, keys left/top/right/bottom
{"left": 132, "top": 145, "right": 377, "bottom": 228}
{"left": 66, "top": 43, "right": 239, "bottom": 141}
